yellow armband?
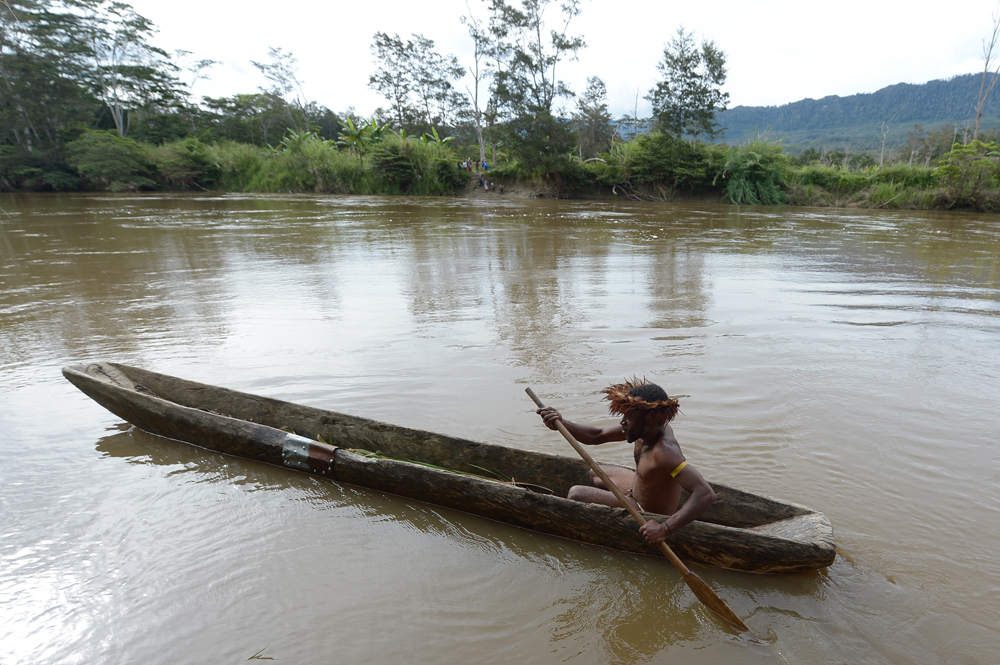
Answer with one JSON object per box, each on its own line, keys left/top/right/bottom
{"left": 669, "top": 460, "right": 687, "bottom": 478}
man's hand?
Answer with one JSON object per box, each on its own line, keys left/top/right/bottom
{"left": 639, "top": 520, "right": 671, "bottom": 545}
{"left": 536, "top": 406, "right": 562, "bottom": 431}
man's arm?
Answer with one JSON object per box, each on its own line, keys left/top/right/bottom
{"left": 536, "top": 407, "right": 625, "bottom": 445}
{"left": 638, "top": 456, "right": 716, "bottom": 545}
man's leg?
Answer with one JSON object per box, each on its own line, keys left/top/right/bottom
{"left": 592, "top": 464, "right": 634, "bottom": 492}
{"left": 567, "top": 484, "right": 623, "bottom": 507}
{"left": 567, "top": 464, "right": 636, "bottom": 509}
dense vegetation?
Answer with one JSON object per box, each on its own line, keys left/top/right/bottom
{"left": 489, "top": 134, "right": 1000, "bottom": 211}
{"left": 2, "top": 0, "right": 998, "bottom": 211}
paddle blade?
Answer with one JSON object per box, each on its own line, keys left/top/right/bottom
{"left": 682, "top": 571, "right": 753, "bottom": 635}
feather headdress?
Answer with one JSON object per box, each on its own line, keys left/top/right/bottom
{"left": 601, "top": 377, "right": 679, "bottom": 422}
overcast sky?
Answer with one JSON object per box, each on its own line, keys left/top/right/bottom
{"left": 127, "top": 0, "right": 993, "bottom": 119}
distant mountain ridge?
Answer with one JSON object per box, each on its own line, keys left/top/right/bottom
{"left": 718, "top": 73, "right": 999, "bottom": 151}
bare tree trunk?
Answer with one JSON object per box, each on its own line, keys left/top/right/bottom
{"left": 632, "top": 88, "right": 640, "bottom": 138}
{"left": 476, "top": 121, "right": 486, "bottom": 162}
{"left": 879, "top": 122, "right": 889, "bottom": 167}
{"left": 108, "top": 103, "right": 126, "bottom": 137}
{"left": 462, "top": 3, "right": 489, "bottom": 163}
{"left": 975, "top": 2, "right": 1000, "bottom": 141}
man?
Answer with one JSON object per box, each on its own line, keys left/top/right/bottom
{"left": 536, "top": 378, "right": 716, "bottom": 545}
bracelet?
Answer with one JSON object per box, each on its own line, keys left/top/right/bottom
{"left": 665, "top": 522, "right": 672, "bottom": 536}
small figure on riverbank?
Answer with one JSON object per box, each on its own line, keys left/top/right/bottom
{"left": 475, "top": 160, "right": 480, "bottom": 172}
{"left": 535, "top": 378, "right": 716, "bottom": 542}
{"left": 478, "top": 174, "right": 484, "bottom": 188}
{"left": 498, "top": 183, "right": 504, "bottom": 195}
{"left": 484, "top": 160, "right": 490, "bottom": 171}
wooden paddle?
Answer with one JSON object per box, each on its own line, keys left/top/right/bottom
{"left": 525, "top": 387, "right": 753, "bottom": 635}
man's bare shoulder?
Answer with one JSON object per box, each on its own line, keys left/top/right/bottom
{"left": 650, "top": 429, "right": 685, "bottom": 470}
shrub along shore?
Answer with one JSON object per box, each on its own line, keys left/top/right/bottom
{"left": 13, "top": 128, "right": 999, "bottom": 213}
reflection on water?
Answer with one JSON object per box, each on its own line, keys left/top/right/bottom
{"left": 1, "top": 193, "right": 998, "bottom": 664}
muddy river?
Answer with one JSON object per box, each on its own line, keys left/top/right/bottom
{"left": 1, "top": 193, "right": 997, "bottom": 664}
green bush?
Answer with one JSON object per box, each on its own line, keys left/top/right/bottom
{"left": 869, "top": 164, "right": 938, "bottom": 189}
{"left": 147, "top": 138, "right": 220, "bottom": 190}
{"left": 370, "top": 142, "right": 420, "bottom": 192}
{"left": 301, "top": 139, "right": 369, "bottom": 194}
{"left": 65, "top": 130, "right": 156, "bottom": 191}
{"left": 206, "top": 141, "right": 265, "bottom": 191}
{"left": 599, "top": 141, "right": 638, "bottom": 185}
{"left": 785, "top": 182, "right": 834, "bottom": 207}
{"left": 867, "top": 182, "right": 903, "bottom": 207}
{"left": 937, "top": 141, "right": 1000, "bottom": 211}
{"left": 554, "top": 159, "right": 596, "bottom": 192}
{"left": 253, "top": 131, "right": 326, "bottom": 191}
{"left": 201, "top": 131, "right": 466, "bottom": 195}
{"left": 794, "top": 165, "right": 868, "bottom": 194}
{"left": 581, "top": 158, "right": 624, "bottom": 187}
{"left": 631, "top": 132, "right": 716, "bottom": 190}
{"left": 429, "top": 155, "right": 469, "bottom": 192}
{"left": 716, "top": 138, "right": 788, "bottom": 205}
{"left": 0, "top": 146, "right": 80, "bottom": 191}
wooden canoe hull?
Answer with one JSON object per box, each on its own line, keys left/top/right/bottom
{"left": 63, "top": 362, "right": 836, "bottom": 573}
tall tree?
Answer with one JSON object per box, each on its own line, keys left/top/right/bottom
{"left": 409, "top": 34, "right": 466, "bottom": 131}
{"left": 368, "top": 32, "right": 465, "bottom": 133}
{"left": 647, "top": 26, "right": 728, "bottom": 141}
{"left": 85, "top": 0, "right": 184, "bottom": 137}
{"left": 487, "top": 0, "right": 584, "bottom": 118}
{"left": 202, "top": 93, "right": 293, "bottom": 145}
{"left": 173, "top": 49, "right": 218, "bottom": 103}
{"left": 573, "top": 76, "right": 612, "bottom": 158}
{"left": 251, "top": 47, "right": 309, "bottom": 134}
{"left": 1, "top": 0, "right": 97, "bottom": 155}
{"left": 485, "top": 0, "right": 585, "bottom": 184}
{"left": 369, "top": 32, "right": 415, "bottom": 128}
{"left": 481, "top": 3, "right": 515, "bottom": 164}
{"left": 460, "top": 1, "right": 493, "bottom": 161}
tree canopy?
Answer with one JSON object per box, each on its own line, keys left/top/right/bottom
{"left": 574, "top": 76, "right": 613, "bottom": 158}
{"left": 646, "top": 26, "right": 728, "bottom": 141}
{"left": 368, "top": 31, "right": 466, "bottom": 134}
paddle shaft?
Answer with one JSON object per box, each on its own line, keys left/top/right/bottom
{"left": 526, "top": 387, "right": 753, "bottom": 635}
{"left": 524, "top": 388, "right": 692, "bottom": 573}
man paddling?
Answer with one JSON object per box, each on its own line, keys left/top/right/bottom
{"left": 535, "top": 378, "right": 716, "bottom": 544}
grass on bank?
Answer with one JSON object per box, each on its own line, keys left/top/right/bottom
{"left": 488, "top": 133, "right": 999, "bottom": 211}
{"left": 54, "top": 129, "right": 466, "bottom": 195}
{"left": 9, "top": 127, "right": 999, "bottom": 212}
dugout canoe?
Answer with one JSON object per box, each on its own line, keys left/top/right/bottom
{"left": 63, "top": 362, "right": 836, "bottom": 573}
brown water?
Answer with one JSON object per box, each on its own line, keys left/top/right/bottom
{"left": 1, "top": 193, "right": 998, "bottom": 664}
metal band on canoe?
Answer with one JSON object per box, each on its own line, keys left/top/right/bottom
{"left": 282, "top": 433, "right": 338, "bottom": 478}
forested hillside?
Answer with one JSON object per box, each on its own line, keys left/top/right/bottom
{"left": 719, "top": 73, "right": 1000, "bottom": 151}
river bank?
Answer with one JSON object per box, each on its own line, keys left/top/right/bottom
{"left": 441, "top": 137, "right": 1000, "bottom": 213}
{"left": 460, "top": 171, "right": 994, "bottom": 213}
{"left": 4, "top": 129, "right": 997, "bottom": 212}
